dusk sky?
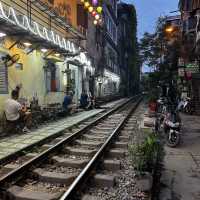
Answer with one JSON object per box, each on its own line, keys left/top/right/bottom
{"left": 122, "top": 0, "right": 179, "bottom": 72}
{"left": 122, "top": 0, "right": 180, "bottom": 38}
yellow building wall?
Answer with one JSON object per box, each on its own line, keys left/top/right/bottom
{"left": 0, "top": 38, "right": 66, "bottom": 115}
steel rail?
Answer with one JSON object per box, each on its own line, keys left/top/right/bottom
{"left": 60, "top": 97, "right": 142, "bottom": 200}
{"left": 0, "top": 96, "right": 140, "bottom": 189}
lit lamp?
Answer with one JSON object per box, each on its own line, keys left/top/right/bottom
{"left": 93, "top": 20, "right": 98, "bottom": 25}
{"left": 41, "top": 48, "right": 48, "bottom": 53}
{"left": 95, "top": 14, "right": 100, "bottom": 20}
{"left": 92, "top": 11, "right": 97, "bottom": 17}
{"left": 88, "top": 6, "right": 94, "bottom": 12}
{"left": 0, "top": 32, "right": 6, "bottom": 38}
{"left": 23, "top": 42, "right": 32, "bottom": 47}
{"left": 97, "top": 6, "right": 102, "bottom": 14}
{"left": 84, "top": 1, "right": 90, "bottom": 8}
{"left": 165, "top": 26, "right": 174, "bottom": 33}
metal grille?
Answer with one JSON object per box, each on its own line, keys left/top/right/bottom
{"left": 0, "top": 64, "right": 8, "bottom": 94}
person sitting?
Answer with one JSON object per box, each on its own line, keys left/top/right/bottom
{"left": 80, "top": 91, "right": 89, "bottom": 109}
{"left": 86, "top": 92, "right": 95, "bottom": 110}
{"left": 63, "top": 91, "right": 76, "bottom": 114}
{"left": 4, "top": 90, "right": 32, "bottom": 133}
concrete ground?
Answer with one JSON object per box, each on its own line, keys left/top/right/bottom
{"left": 159, "top": 114, "right": 200, "bottom": 200}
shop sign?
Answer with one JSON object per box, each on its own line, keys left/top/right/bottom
{"left": 186, "top": 63, "right": 199, "bottom": 74}
{"left": 42, "top": 0, "right": 72, "bottom": 25}
{"left": 0, "top": 1, "right": 77, "bottom": 54}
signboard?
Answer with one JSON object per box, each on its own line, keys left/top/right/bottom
{"left": 42, "top": 0, "right": 74, "bottom": 25}
{"left": 186, "top": 63, "right": 199, "bottom": 74}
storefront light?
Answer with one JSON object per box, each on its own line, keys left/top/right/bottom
{"left": 104, "top": 70, "right": 120, "bottom": 82}
{"left": 0, "top": 32, "right": 6, "bottom": 37}
{"left": 23, "top": 42, "right": 32, "bottom": 47}
{"left": 63, "top": 74, "right": 67, "bottom": 86}
{"left": 41, "top": 48, "right": 48, "bottom": 53}
{"left": 55, "top": 53, "right": 60, "bottom": 57}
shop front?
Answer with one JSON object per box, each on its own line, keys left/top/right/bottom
{"left": 0, "top": 0, "right": 90, "bottom": 114}
{"left": 95, "top": 69, "right": 120, "bottom": 97}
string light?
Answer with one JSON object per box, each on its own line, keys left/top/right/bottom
{"left": 0, "top": 2, "right": 77, "bottom": 54}
{"left": 88, "top": 6, "right": 94, "bottom": 12}
{"left": 93, "top": 20, "right": 98, "bottom": 25}
{"left": 95, "top": 14, "right": 100, "bottom": 20}
{"left": 84, "top": 1, "right": 90, "bottom": 8}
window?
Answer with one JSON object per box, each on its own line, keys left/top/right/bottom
{"left": 45, "top": 63, "right": 60, "bottom": 92}
{"left": 0, "top": 64, "right": 8, "bottom": 94}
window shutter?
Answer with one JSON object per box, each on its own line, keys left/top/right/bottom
{"left": 0, "top": 64, "right": 8, "bottom": 94}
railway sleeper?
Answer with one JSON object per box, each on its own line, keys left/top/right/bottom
{"left": 7, "top": 185, "right": 61, "bottom": 200}
{"left": 65, "top": 147, "right": 97, "bottom": 157}
{"left": 52, "top": 156, "right": 89, "bottom": 168}
{"left": 103, "top": 159, "right": 121, "bottom": 171}
{"left": 114, "top": 141, "right": 128, "bottom": 149}
{"left": 93, "top": 174, "right": 116, "bottom": 188}
{"left": 108, "top": 149, "right": 126, "bottom": 158}
{"left": 83, "top": 134, "right": 107, "bottom": 141}
{"left": 75, "top": 140, "right": 103, "bottom": 148}
{"left": 118, "top": 135, "right": 129, "bottom": 142}
{"left": 33, "top": 168, "right": 77, "bottom": 185}
{"left": 89, "top": 130, "right": 110, "bottom": 135}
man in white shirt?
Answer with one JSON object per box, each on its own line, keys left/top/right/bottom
{"left": 5, "top": 90, "right": 31, "bottom": 133}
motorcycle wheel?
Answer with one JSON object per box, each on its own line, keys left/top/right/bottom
{"left": 165, "top": 130, "right": 180, "bottom": 147}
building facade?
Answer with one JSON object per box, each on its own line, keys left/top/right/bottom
{"left": 117, "top": 2, "right": 140, "bottom": 96}
{"left": 179, "top": 0, "right": 200, "bottom": 113}
{"left": 0, "top": 0, "right": 93, "bottom": 114}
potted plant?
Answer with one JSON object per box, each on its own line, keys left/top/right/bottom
{"left": 129, "top": 134, "right": 160, "bottom": 192}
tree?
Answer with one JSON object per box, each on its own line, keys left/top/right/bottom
{"left": 139, "top": 16, "right": 182, "bottom": 85}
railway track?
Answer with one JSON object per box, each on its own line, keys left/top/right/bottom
{"left": 0, "top": 96, "right": 142, "bottom": 200}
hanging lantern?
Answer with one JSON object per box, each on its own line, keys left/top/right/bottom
{"left": 92, "top": 0, "right": 98, "bottom": 6}
{"left": 93, "top": 20, "right": 98, "bottom": 25}
{"left": 95, "top": 14, "right": 100, "bottom": 20}
{"left": 84, "top": 1, "right": 90, "bottom": 8}
{"left": 97, "top": 6, "right": 102, "bottom": 13}
{"left": 92, "top": 10, "right": 97, "bottom": 17}
{"left": 88, "top": 6, "right": 94, "bottom": 12}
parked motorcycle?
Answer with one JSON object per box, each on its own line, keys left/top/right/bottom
{"left": 155, "top": 99, "right": 181, "bottom": 147}
{"left": 163, "top": 107, "right": 181, "bottom": 147}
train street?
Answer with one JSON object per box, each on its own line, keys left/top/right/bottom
{"left": 1, "top": 0, "right": 200, "bottom": 200}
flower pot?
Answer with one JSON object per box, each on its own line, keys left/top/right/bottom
{"left": 135, "top": 172, "right": 153, "bottom": 192}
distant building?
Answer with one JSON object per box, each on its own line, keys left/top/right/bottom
{"left": 117, "top": 2, "right": 140, "bottom": 96}
{"left": 179, "top": 0, "right": 200, "bottom": 114}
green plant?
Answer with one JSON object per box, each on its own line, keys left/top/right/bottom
{"left": 129, "top": 133, "right": 161, "bottom": 174}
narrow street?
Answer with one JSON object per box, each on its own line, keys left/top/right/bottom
{"left": 159, "top": 114, "right": 200, "bottom": 200}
